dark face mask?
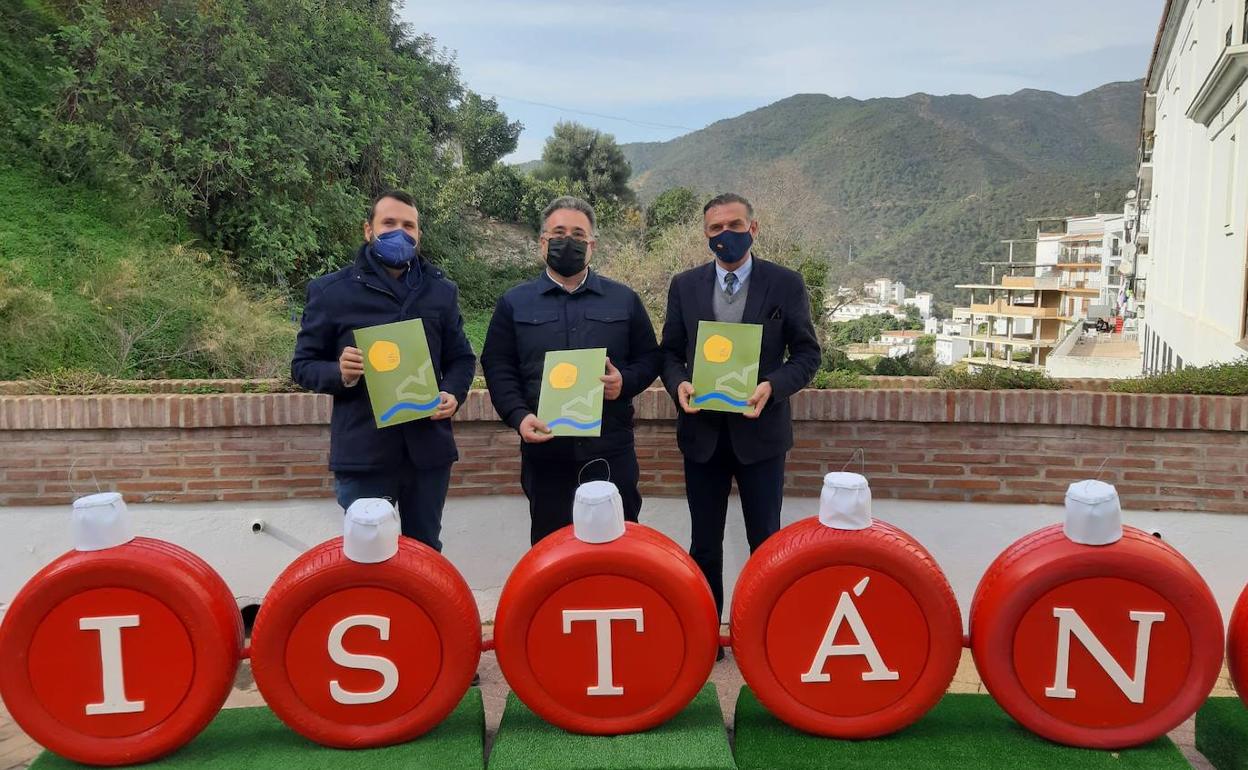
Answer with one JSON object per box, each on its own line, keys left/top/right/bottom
{"left": 708, "top": 229, "right": 753, "bottom": 266}
{"left": 546, "top": 237, "right": 589, "bottom": 278}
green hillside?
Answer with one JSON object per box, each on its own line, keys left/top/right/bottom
{"left": 621, "top": 82, "right": 1142, "bottom": 301}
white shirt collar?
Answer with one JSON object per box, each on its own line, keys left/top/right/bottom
{"left": 714, "top": 255, "right": 753, "bottom": 292}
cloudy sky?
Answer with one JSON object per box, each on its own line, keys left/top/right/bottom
{"left": 402, "top": 1, "right": 1166, "bottom": 161}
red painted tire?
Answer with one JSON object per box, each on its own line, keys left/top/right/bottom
{"left": 970, "top": 524, "right": 1223, "bottom": 749}
{"left": 250, "top": 536, "right": 480, "bottom": 748}
{"left": 0, "top": 538, "right": 242, "bottom": 766}
{"left": 494, "top": 522, "right": 718, "bottom": 734}
{"left": 1229, "top": 584, "right": 1248, "bottom": 708}
{"left": 730, "top": 517, "right": 962, "bottom": 738}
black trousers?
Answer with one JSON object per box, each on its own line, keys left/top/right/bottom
{"left": 520, "top": 449, "right": 642, "bottom": 546}
{"left": 685, "top": 426, "right": 785, "bottom": 619}
{"left": 333, "top": 464, "right": 453, "bottom": 551}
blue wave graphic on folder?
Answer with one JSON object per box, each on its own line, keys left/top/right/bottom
{"left": 546, "top": 417, "right": 603, "bottom": 431}
{"left": 380, "top": 396, "right": 442, "bottom": 422}
{"left": 693, "top": 392, "right": 749, "bottom": 408}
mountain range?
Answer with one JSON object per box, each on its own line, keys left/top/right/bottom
{"left": 618, "top": 80, "right": 1144, "bottom": 303}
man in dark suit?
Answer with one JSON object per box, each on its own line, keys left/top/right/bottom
{"left": 660, "top": 192, "right": 821, "bottom": 621}
{"left": 291, "top": 190, "right": 476, "bottom": 551}
{"left": 481, "top": 196, "right": 662, "bottom": 545}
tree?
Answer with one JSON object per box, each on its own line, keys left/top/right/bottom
{"left": 455, "top": 93, "right": 522, "bottom": 173}
{"left": 40, "top": 0, "right": 474, "bottom": 287}
{"left": 646, "top": 187, "right": 699, "bottom": 231}
{"left": 539, "top": 121, "right": 634, "bottom": 204}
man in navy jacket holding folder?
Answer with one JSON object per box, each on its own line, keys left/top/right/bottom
{"left": 291, "top": 190, "right": 476, "bottom": 551}
{"left": 660, "top": 193, "right": 821, "bottom": 622}
{"left": 481, "top": 196, "right": 661, "bottom": 545}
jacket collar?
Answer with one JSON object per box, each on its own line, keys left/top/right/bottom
{"left": 352, "top": 243, "right": 443, "bottom": 293}
{"left": 540, "top": 267, "right": 603, "bottom": 296}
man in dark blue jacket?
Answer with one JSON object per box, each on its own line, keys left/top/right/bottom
{"left": 292, "top": 190, "right": 476, "bottom": 551}
{"left": 660, "top": 193, "right": 821, "bottom": 621}
{"left": 481, "top": 196, "right": 662, "bottom": 545}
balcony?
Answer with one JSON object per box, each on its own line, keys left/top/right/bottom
{"left": 968, "top": 300, "right": 1066, "bottom": 320}
{"left": 962, "top": 333, "right": 1060, "bottom": 348}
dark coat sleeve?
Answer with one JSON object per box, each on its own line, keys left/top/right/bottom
{"left": 617, "top": 291, "right": 661, "bottom": 401}
{"left": 479, "top": 294, "right": 530, "bottom": 430}
{"left": 291, "top": 281, "right": 349, "bottom": 395}
{"left": 658, "top": 275, "right": 691, "bottom": 400}
{"left": 437, "top": 284, "right": 476, "bottom": 411}
{"left": 762, "top": 273, "right": 822, "bottom": 401}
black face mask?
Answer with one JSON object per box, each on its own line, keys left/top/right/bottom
{"left": 545, "top": 237, "right": 589, "bottom": 278}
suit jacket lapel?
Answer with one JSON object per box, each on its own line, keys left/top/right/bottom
{"left": 692, "top": 261, "right": 717, "bottom": 323}
{"left": 741, "top": 257, "right": 771, "bottom": 323}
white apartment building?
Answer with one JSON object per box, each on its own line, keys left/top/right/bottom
{"left": 1137, "top": 0, "right": 1248, "bottom": 372}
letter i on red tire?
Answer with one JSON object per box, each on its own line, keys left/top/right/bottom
{"left": 0, "top": 494, "right": 242, "bottom": 767}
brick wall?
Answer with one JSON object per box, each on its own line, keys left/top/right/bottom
{"left": 2, "top": 387, "right": 1246, "bottom": 512}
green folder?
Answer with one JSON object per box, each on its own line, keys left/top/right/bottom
{"left": 692, "top": 320, "right": 763, "bottom": 414}
{"left": 537, "top": 347, "right": 607, "bottom": 437}
{"left": 353, "top": 318, "right": 439, "bottom": 428}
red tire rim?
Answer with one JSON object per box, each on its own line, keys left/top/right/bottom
{"left": 970, "top": 524, "right": 1223, "bottom": 749}
{"left": 731, "top": 517, "right": 962, "bottom": 738}
{"left": 494, "top": 522, "right": 718, "bottom": 734}
{"left": 0, "top": 538, "right": 242, "bottom": 766}
{"left": 250, "top": 536, "right": 480, "bottom": 748}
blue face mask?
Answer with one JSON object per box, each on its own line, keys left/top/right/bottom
{"left": 371, "top": 229, "right": 418, "bottom": 268}
{"left": 708, "top": 229, "right": 753, "bottom": 265}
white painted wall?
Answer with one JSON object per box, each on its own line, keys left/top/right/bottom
{"left": 3, "top": 495, "right": 1245, "bottom": 631}
{"left": 1144, "top": 0, "right": 1248, "bottom": 370}
{"left": 935, "top": 335, "right": 971, "bottom": 366}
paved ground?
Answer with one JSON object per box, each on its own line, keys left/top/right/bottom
{"left": 1, "top": 641, "right": 1233, "bottom": 769}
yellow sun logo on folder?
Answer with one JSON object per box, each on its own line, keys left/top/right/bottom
{"left": 368, "top": 340, "right": 401, "bottom": 372}
{"left": 550, "top": 362, "right": 579, "bottom": 389}
{"left": 703, "top": 334, "right": 734, "bottom": 363}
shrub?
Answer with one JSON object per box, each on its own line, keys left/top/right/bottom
{"left": 934, "top": 366, "right": 1064, "bottom": 391}
{"left": 811, "top": 369, "right": 869, "bottom": 389}
{"left": 1110, "top": 359, "right": 1248, "bottom": 395}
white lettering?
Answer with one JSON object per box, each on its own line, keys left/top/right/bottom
{"left": 800, "top": 577, "right": 899, "bottom": 684}
{"left": 79, "top": 615, "right": 145, "bottom": 715}
{"left": 327, "top": 615, "right": 400, "bottom": 705}
{"left": 562, "top": 608, "right": 645, "bottom": 696}
{"left": 1045, "top": 607, "right": 1166, "bottom": 704}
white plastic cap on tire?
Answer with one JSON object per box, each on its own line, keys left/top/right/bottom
{"left": 1063, "top": 479, "right": 1122, "bottom": 546}
{"left": 573, "top": 480, "right": 626, "bottom": 544}
{"left": 819, "top": 472, "right": 873, "bottom": 530}
{"left": 72, "top": 492, "right": 135, "bottom": 551}
{"left": 344, "top": 498, "right": 401, "bottom": 563}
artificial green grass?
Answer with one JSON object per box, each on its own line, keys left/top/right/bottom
{"left": 1196, "top": 697, "right": 1248, "bottom": 769}
{"left": 31, "top": 688, "right": 485, "bottom": 769}
{"left": 487, "top": 683, "right": 734, "bottom": 770}
{"left": 733, "top": 687, "right": 1188, "bottom": 769}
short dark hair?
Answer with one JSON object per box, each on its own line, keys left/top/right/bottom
{"left": 541, "top": 196, "right": 596, "bottom": 233}
{"left": 703, "top": 192, "right": 754, "bottom": 219}
{"left": 367, "top": 190, "right": 419, "bottom": 225}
